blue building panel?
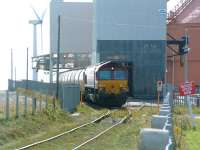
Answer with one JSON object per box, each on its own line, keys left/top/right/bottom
{"left": 93, "top": 0, "right": 167, "bottom": 99}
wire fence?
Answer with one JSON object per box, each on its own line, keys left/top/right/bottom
{"left": 0, "top": 90, "right": 49, "bottom": 120}
{"left": 1, "top": 79, "right": 81, "bottom": 120}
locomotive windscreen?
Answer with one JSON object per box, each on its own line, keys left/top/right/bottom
{"left": 113, "top": 71, "right": 128, "bottom": 80}
{"left": 99, "top": 71, "right": 112, "bottom": 80}
{"left": 98, "top": 70, "right": 128, "bottom": 80}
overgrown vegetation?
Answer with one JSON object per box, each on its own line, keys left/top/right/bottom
{"left": 173, "top": 106, "right": 200, "bottom": 150}
{"left": 0, "top": 103, "right": 106, "bottom": 150}
{"left": 82, "top": 107, "right": 157, "bottom": 150}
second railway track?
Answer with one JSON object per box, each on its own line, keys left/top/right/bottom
{"left": 16, "top": 105, "right": 144, "bottom": 150}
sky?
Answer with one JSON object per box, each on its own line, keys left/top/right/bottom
{"left": 0, "top": 0, "right": 178, "bottom": 90}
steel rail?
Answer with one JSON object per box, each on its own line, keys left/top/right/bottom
{"left": 15, "top": 111, "right": 110, "bottom": 150}
{"left": 72, "top": 113, "right": 130, "bottom": 150}
{"left": 72, "top": 105, "right": 144, "bottom": 150}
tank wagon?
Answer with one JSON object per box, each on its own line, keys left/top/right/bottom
{"left": 60, "top": 61, "right": 129, "bottom": 107}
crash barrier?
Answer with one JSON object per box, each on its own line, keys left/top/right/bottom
{"left": 138, "top": 92, "right": 174, "bottom": 150}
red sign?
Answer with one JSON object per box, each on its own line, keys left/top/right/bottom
{"left": 179, "top": 82, "right": 196, "bottom": 96}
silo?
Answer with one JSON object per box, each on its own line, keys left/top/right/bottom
{"left": 93, "top": 0, "right": 167, "bottom": 99}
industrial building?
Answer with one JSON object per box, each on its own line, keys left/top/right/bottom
{"left": 50, "top": 0, "right": 92, "bottom": 54}
{"left": 49, "top": 0, "right": 167, "bottom": 99}
{"left": 48, "top": 0, "right": 93, "bottom": 82}
{"left": 93, "top": 0, "right": 166, "bottom": 99}
{"left": 167, "top": 0, "right": 200, "bottom": 87}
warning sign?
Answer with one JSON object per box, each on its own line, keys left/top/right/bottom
{"left": 157, "top": 81, "right": 163, "bottom": 92}
{"left": 179, "top": 82, "right": 196, "bottom": 96}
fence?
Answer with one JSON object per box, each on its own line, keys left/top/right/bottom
{"left": 1, "top": 80, "right": 81, "bottom": 120}
{"left": 8, "top": 80, "right": 57, "bottom": 96}
{"left": 0, "top": 90, "right": 50, "bottom": 120}
{"left": 173, "top": 93, "right": 200, "bottom": 106}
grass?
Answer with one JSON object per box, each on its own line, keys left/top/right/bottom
{"left": 185, "top": 120, "right": 200, "bottom": 150}
{"left": 0, "top": 103, "right": 107, "bottom": 150}
{"left": 173, "top": 106, "right": 200, "bottom": 150}
{"left": 0, "top": 102, "right": 157, "bottom": 150}
{"left": 81, "top": 107, "right": 157, "bottom": 150}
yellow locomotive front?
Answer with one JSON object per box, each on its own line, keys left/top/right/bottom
{"left": 95, "top": 66, "right": 129, "bottom": 107}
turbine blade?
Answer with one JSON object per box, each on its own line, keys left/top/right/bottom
{"left": 30, "top": 4, "right": 41, "bottom": 20}
{"left": 41, "top": 8, "right": 47, "bottom": 20}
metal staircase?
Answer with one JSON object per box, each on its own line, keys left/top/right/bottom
{"left": 167, "top": 0, "right": 194, "bottom": 24}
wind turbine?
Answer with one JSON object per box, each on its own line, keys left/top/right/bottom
{"left": 29, "top": 6, "right": 46, "bottom": 81}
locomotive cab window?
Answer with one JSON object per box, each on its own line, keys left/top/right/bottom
{"left": 99, "top": 70, "right": 112, "bottom": 80}
{"left": 114, "top": 70, "right": 128, "bottom": 80}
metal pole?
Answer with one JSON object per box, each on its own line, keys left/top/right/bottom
{"left": 16, "top": 93, "right": 19, "bottom": 118}
{"left": 172, "top": 55, "right": 175, "bottom": 86}
{"left": 11, "top": 49, "right": 13, "bottom": 90}
{"left": 39, "top": 99, "right": 42, "bottom": 111}
{"left": 45, "top": 95, "right": 48, "bottom": 109}
{"left": 26, "top": 48, "right": 29, "bottom": 89}
{"left": 24, "top": 96, "right": 28, "bottom": 115}
{"left": 50, "top": 53, "right": 53, "bottom": 83}
{"left": 157, "top": 91, "right": 160, "bottom": 112}
{"left": 32, "top": 97, "right": 36, "bottom": 115}
{"left": 56, "top": 15, "right": 61, "bottom": 103}
{"left": 25, "top": 48, "right": 29, "bottom": 115}
{"left": 33, "top": 25, "right": 38, "bottom": 81}
{"left": 14, "top": 67, "right": 16, "bottom": 89}
{"left": 6, "top": 90, "right": 9, "bottom": 120}
{"left": 184, "top": 29, "right": 195, "bottom": 128}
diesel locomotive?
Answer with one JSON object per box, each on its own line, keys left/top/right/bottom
{"left": 59, "top": 61, "right": 129, "bottom": 107}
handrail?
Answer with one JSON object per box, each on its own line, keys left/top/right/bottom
{"left": 167, "top": 0, "right": 193, "bottom": 24}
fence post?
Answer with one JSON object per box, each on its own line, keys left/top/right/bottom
{"left": 16, "top": 93, "right": 19, "bottom": 118}
{"left": 39, "top": 99, "right": 42, "bottom": 112}
{"left": 32, "top": 97, "right": 36, "bottom": 115}
{"left": 197, "top": 98, "right": 200, "bottom": 107}
{"left": 45, "top": 95, "right": 48, "bottom": 109}
{"left": 6, "top": 90, "right": 9, "bottom": 120}
{"left": 24, "top": 96, "right": 27, "bottom": 116}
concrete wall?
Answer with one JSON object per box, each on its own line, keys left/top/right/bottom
{"left": 94, "top": 0, "right": 167, "bottom": 99}
{"left": 50, "top": 0, "right": 92, "bottom": 53}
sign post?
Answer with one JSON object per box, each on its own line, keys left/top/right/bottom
{"left": 182, "top": 29, "right": 196, "bottom": 128}
{"left": 157, "top": 81, "right": 163, "bottom": 112}
{"left": 179, "top": 81, "right": 196, "bottom": 128}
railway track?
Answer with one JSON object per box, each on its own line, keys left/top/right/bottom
{"left": 16, "top": 105, "right": 144, "bottom": 150}
{"left": 15, "top": 111, "right": 111, "bottom": 150}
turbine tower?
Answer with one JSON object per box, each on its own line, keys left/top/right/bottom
{"left": 29, "top": 6, "right": 46, "bottom": 81}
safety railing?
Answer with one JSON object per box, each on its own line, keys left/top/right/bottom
{"left": 167, "top": 0, "right": 193, "bottom": 24}
{"left": 173, "top": 93, "right": 200, "bottom": 106}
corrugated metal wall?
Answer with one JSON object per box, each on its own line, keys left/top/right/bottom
{"left": 94, "top": 0, "right": 167, "bottom": 99}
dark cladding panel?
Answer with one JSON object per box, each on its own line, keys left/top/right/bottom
{"left": 97, "top": 40, "right": 166, "bottom": 99}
